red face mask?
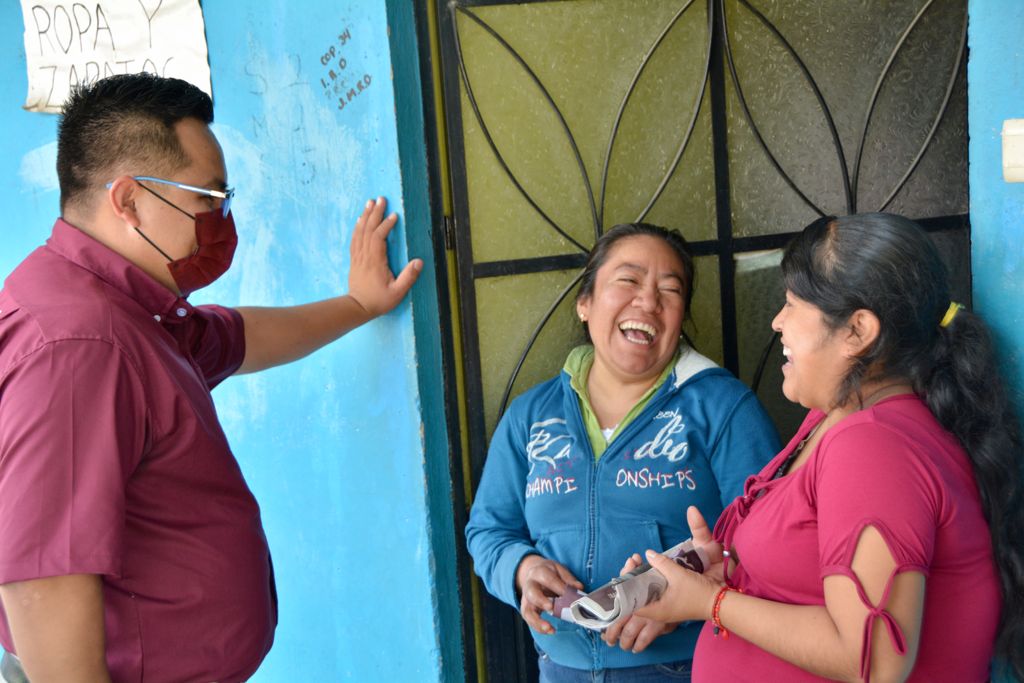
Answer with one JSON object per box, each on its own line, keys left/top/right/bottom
{"left": 165, "top": 209, "right": 238, "bottom": 296}
{"left": 129, "top": 180, "right": 236, "bottom": 296}
{"left": 131, "top": 180, "right": 238, "bottom": 297}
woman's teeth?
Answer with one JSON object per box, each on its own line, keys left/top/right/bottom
{"left": 619, "top": 321, "right": 656, "bottom": 345}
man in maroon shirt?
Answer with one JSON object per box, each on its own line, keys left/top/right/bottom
{"left": 0, "top": 74, "right": 421, "bottom": 682}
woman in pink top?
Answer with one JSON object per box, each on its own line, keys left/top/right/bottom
{"left": 627, "top": 213, "right": 1024, "bottom": 682}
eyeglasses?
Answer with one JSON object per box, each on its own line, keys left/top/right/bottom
{"left": 134, "top": 176, "right": 234, "bottom": 217}
{"left": 106, "top": 176, "right": 235, "bottom": 217}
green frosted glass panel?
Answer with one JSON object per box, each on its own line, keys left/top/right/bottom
{"left": 476, "top": 269, "right": 583, "bottom": 438}
{"left": 857, "top": 6, "right": 968, "bottom": 218}
{"left": 723, "top": 0, "right": 844, "bottom": 234}
{"left": 599, "top": 9, "right": 716, "bottom": 238}
{"left": 688, "top": 255, "right": 723, "bottom": 366}
{"left": 456, "top": 0, "right": 716, "bottom": 265}
{"left": 733, "top": 249, "right": 804, "bottom": 442}
{"left": 457, "top": 16, "right": 593, "bottom": 258}
{"left": 723, "top": 0, "right": 968, "bottom": 235}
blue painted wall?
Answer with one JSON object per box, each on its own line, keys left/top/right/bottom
{"left": 968, "top": 3, "right": 1024, "bottom": 681}
{"left": 968, "top": 0, "right": 1024, "bottom": 412}
{"left": 1, "top": 2, "right": 459, "bottom": 681}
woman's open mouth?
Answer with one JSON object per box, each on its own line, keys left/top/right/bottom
{"left": 619, "top": 321, "right": 656, "bottom": 346}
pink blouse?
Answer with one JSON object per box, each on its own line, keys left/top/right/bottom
{"left": 693, "top": 395, "right": 999, "bottom": 682}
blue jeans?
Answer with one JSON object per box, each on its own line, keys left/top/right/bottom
{"left": 537, "top": 651, "right": 692, "bottom": 683}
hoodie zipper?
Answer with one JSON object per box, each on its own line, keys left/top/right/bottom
{"left": 566, "top": 373, "right": 677, "bottom": 668}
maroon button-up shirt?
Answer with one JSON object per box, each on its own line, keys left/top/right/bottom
{"left": 0, "top": 219, "right": 275, "bottom": 682}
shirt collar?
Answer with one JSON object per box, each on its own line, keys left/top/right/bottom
{"left": 563, "top": 344, "right": 680, "bottom": 459}
{"left": 563, "top": 344, "right": 680, "bottom": 397}
{"left": 563, "top": 344, "right": 595, "bottom": 395}
{"left": 45, "top": 218, "right": 194, "bottom": 322}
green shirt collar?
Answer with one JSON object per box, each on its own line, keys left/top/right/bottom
{"left": 564, "top": 345, "right": 679, "bottom": 459}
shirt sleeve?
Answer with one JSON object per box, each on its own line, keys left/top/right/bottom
{"left": 815, "top": 422, "right": 938, "bottom": 682}
{"left": 708, "top": 390, "right": 781, "bottom": 506}
{"left": 0, "top": 340, "right": 148, "bottom": 584}
{"left": 465, "top": 405, "right": 538, "bottom": 609}
{"left": 187, "top": 305, "right": 246, "bottom": 388}
{"left": 816, "top": 422, "right": 937, "bottom": 576}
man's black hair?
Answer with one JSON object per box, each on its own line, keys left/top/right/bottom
{"left": 57, "top": 73, "right": 213, "bottom": 212}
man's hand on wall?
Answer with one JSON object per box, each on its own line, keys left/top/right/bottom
{"left": 347, "top": 196, "right": 423, "bottom": 319}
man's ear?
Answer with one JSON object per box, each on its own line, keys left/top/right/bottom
{"left": 107, "top": 176, "right": 141, "bottom": 227}
{"left": 843, "top": 309, "right": 881, "bottom": 357}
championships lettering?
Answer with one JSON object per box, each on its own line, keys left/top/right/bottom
{"left": 525, "top": 476, "right": 579, "bottom": 498}
{"left": 615, "top": 467, "right": 696, "bottom": 491}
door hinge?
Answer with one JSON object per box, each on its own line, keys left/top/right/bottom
{"left": 442, "top": 215, "right": 455, "bottom": 251}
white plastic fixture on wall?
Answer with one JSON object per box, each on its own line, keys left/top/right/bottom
{"left": 1002, "top": 119, "right": 1024, "bottom": 182}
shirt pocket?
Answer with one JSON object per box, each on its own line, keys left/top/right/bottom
{"left": 593, "top": 517, "right": 663, "bottom": 589}
{"left": 533, "top": 523, "right": 586, "bottom": 580}
{"left": 533, "top": 523, "right": 586, "bottom": 632}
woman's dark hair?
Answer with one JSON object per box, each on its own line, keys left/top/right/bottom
{"left": 57, "top": 73, "right": 214, "bottom": 213}
{"left": 782, "top": 212, "right": 1024, "bottom": 677}
{"left": 575, "top": 223, "right": 695, "bottom": 342}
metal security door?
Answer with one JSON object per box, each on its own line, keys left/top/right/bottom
{"left": 436, "top": 1, "right": 969, "bottom": 680}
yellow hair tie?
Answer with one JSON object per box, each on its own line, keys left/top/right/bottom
{"left": 940, "top": 302, "right": 963, "bottom": 328}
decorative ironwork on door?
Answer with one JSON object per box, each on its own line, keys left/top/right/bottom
{"left": 436, "top": 1, "right": 969, "bottom": 679}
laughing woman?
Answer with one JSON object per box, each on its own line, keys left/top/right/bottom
{"left": 466, "top": 223, "right": 779, "bottom": 682}
{"left": 632, "top": 213, "right": 1024, "bottom": 682}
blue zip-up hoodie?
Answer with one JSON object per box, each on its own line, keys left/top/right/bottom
{"left": 466, "top": 346, "right": 780, "bottom": 670}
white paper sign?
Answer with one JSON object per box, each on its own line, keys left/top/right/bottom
{"left": 21, "top": 0, "right": 212, "bottom": 114}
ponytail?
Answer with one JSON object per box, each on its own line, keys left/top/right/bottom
{"left": 920, "top": 309, "right": 1024, "bottom": 679}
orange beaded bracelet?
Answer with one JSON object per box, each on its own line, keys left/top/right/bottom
{"left": 712, "top": 585, "right": 742, "bottom": 638}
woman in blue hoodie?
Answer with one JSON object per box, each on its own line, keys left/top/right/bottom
{"left": 466, "top": 223, "right": 780, "bottom": 681}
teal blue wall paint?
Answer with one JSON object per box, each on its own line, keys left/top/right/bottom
{"left": 383, "top": 2, "right": 465, "bottom": 682}
{"left": 1, "top": 2, "right": 455, "bottom": 681}
{"left": 968, "top": 0, "right": 1024, "bottom": 411}
{"left": 968, "top": 3, "right": 1024, "bottom": 681}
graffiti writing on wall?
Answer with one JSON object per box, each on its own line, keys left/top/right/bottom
{"left": 316, "top": 26, "right": 373, "bottom": 113}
